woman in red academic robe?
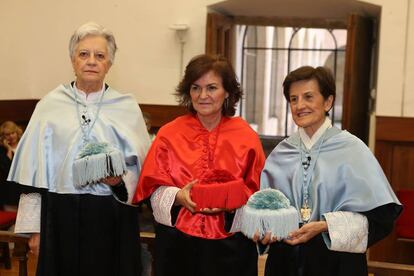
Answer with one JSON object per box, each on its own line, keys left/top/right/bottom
{"left": 134, "top": 54, "right": 265, "bottom": 276}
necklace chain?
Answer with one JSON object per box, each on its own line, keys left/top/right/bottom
{"left": 72, "top": 84, "right": 105, "bottom": 144}
{"left": 299, "top": 130, "right": 327, "bottom": 223}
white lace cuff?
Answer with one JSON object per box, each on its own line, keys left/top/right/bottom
{"left": 229, "top": 207, "right": 244, "bottom": 233}
{"left": 14, "top": 193, "right": 41, "bottom": 234}
{"left": 150, "top": 186, "right": 180, "bottom": 227}
{"left": 322, "top": 211, "right": 368, "bottom": 253}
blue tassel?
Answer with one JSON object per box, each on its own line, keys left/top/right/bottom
{"left": 240, "top": 188, "right": 299, "bottom": 240}
{"left": 73, "top": 142, "right": 126, "bottom": 188}
{"left": 247, "top": 189, "right": 290, "bottom": 210}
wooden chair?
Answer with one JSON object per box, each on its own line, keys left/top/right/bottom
{"left": 0, "top": 211, "right": 17, "bottom": 269}
{"left": 0, "top": 230, "right": 29, "bottom": 276}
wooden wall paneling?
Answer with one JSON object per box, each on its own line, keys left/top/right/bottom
{"left": 374, "top": 140, "right": 394, "bottom": 180}
{"left": 0, "top": 99, "right": 39, "bottom": 126}
{"left": 376, "top": 116, "right": 414, "bottom": 142}
{"left": 369, "top": 116, "right": 414, "bottom": 269}
{"left": 139, "top": 104, "right": 188, "bottom": 132}
{"left": 0, "top": 100, "right": 188, "bottom": 134}
{"left": 391, "top": 145, "right": 414, "bottom": 191}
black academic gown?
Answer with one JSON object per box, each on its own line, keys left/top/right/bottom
{"left": 154, "top": 211, "right": 258, "bottom": 276}
{"left": 264, "top": 203, "right": 402, "bottom": 276}
{"left": 36, "top": 190, "right": 142, "bottom": 276}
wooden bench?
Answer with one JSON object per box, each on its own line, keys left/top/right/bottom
{"left": 368, "top": 261, "right": 414, "bottom": 276}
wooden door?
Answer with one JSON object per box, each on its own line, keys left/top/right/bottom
{"left": 342, "top": 14, "right": 374, "bottom": 143}
{"left": 205, "top": 13, "right": 235, "bottom": 61}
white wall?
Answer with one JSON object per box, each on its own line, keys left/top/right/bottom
{"left": 1, "top": 0, "right": 414, "bottom": 117}
{"left": 404, "top": 0, "right": 414, "bottom": 116}
{"left": 0, "top": 0, "right": 217, "bottom": 104}
{"left": 363, "top": 0, "right": 413, "bottom": 117}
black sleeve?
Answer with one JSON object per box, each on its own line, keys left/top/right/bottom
{"left": 361, "top": 203, "right": 403, "bottom": 247}
{"left": 110, "top": 180, "right": 128, "bottom": 202}
{"left": 171, "top": 205, "right": 181, "bottom": 225}
{"left": 224, "top": 211, "right": 236, "bottom": 232}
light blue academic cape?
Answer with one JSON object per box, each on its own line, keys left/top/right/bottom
{"left": 8, "top": 84, "right": 150, "bottom": 201}
{"left": 261, "top": 127, "right": 400, "bottom": 222}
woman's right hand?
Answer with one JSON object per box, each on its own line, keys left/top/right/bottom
{"left": 3, "top": 139, "right": 13, "bottom": 159}
{"left": 174, "top": 179, "right": 198, "bottom": 213}
{"left": 29, "top": 233, "right": 40, "bottom": 256}
{"left": 253, "top": 230, "right": 278, "bottom": 245}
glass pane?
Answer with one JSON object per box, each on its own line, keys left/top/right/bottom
{"left": 289, "top": 28, "right": 338, "bottom": 50}
{"left": 237, "top": 25, "right": 346, "bottom": 137}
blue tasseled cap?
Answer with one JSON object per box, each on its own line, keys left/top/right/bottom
{"left": 77, "top": 142, "right": 113, "bottom": 158}
{"left": 247, "top": 188, "right": 290, "bottom": 210}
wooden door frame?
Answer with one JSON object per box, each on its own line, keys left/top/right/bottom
{"left": 206, "top": 13, "right": 374, "bottom": 143}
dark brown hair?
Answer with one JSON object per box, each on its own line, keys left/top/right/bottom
{"left": 175, "top": 54, "right": 242, "bottom": 116}
{"left": 283, "top": 66, "right": 336, "bottom": 104}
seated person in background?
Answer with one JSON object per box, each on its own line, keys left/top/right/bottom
{"left": 257, "top": 66, "right": 402, "bottom": 276}
{"left": 134, "top": 54, "right": 266, "bottom": 276}
{"left": 0, "top": 121, "right": 23, "bottom": 210}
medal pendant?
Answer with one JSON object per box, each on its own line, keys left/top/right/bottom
{"left": 300, "top": 206, "right": 311, "bottom": 222}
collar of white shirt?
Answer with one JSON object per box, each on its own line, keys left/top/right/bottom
{"left": 299, "top": 117, "right": 332, "bottom": 150}
{"left": 75, "top": 84, "right": 104, "bottom": 103}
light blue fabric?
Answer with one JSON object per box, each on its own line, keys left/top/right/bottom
{"left": 261, "top": 127, "right": 401, "bottom": 223}
{"left": 8, "top": 84, "right": 150, "bottom": 197}
{"left": 241, "top": 189, "right": 299, "bottom": 240}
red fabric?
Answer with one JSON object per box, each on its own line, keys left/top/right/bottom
{"left": 396, "top": 190, "right": 414, "bottom": 238}
{"left": 0, "top": 211, "right": 17, "bottom": 227}
{"left": 190, "top": 169, "right": 248, "bottom": 211}
{"left": 134, "top": 114, "right": 265, "bottom": 239}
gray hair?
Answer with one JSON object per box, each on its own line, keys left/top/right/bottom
{"left": 69, "top": 22, "right": 117, "bottom": 64}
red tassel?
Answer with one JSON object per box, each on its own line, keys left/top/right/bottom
{"left": 191, "top": 169, "right": 247, "bottom": 211}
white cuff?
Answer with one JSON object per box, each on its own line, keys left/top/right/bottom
{"left": 150, "top": 186, "right": 180, "bottom": 227}
{"left": 322, "top": 211, "right": 368, "bottom": 253}
{"left": 229, "top": 207, "right": 244, "bottom": 233}
{"left": 14, "top": 193, "right": 41, "bottom": 234}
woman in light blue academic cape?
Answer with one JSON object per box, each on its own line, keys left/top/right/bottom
{"left": 257, "top": 66, "right": 402, "bottom": 276}
{"left": 8, "top": 22, "right": 150, "bottom": 276}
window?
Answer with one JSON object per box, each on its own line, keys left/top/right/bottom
{"left": 236, "top": 25, "right": 347, "bottom": 137}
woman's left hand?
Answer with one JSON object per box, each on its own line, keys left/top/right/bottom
{"left": 101, "top": 176, "right": 122, "bottom": 186}
{"left": 284, "top": 221, "right": 328, "bottom": 246}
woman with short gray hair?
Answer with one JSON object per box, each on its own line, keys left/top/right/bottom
{"left": 9, "top": 22, "right": 150, "bottom": 276}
